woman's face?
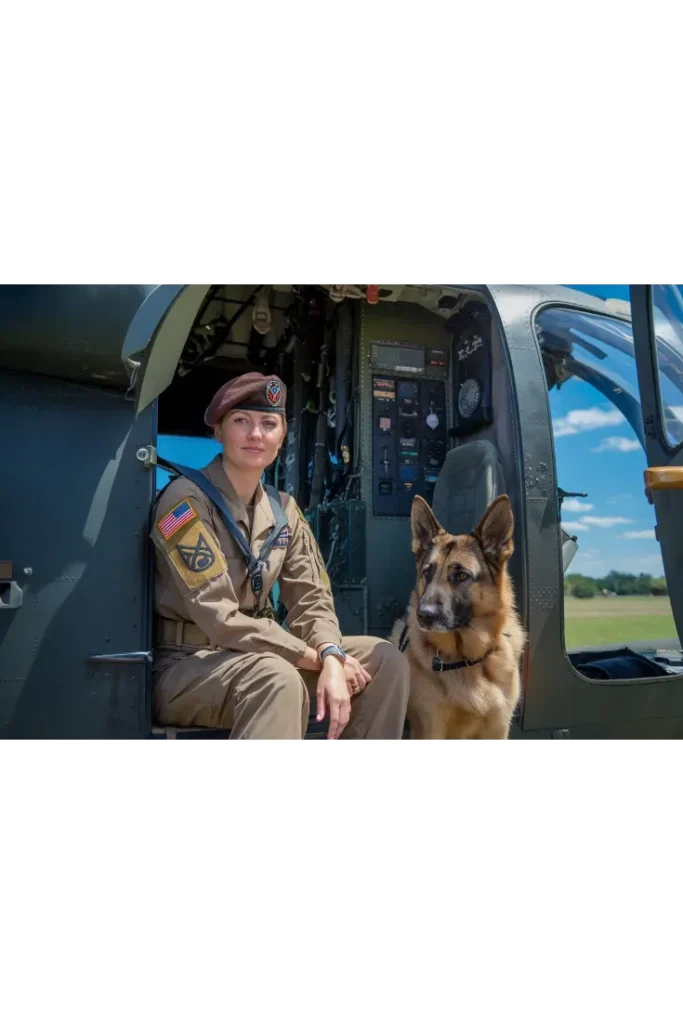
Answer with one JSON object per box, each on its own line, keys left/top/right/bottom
{"left": 217, "top": 409, "right": 285, "bottom": 472}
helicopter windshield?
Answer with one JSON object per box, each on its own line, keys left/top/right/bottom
{"left": 536, "top": 301, "right": 683, "bottom": 450}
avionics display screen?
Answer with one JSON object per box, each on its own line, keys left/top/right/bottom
{"left": 371, "top": 343, "right": 425, "bottom": 374}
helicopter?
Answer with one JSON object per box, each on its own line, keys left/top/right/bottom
{"left": 2, "top": 282, "right": 683, "bottom": 739}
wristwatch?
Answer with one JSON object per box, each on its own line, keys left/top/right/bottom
{"left": 319, "top": 644, "right": 347, "bottom": 665}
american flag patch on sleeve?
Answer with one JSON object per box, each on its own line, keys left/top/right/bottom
{"left": 157, "top": 499, "right": 198, "bottom": 540}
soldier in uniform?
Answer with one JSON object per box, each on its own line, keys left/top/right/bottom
{"left": 151, "top": 372, "right": 410, "bottom": 739}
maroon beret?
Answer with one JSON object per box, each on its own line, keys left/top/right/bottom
{"left": 204, "top": 372, "right": 287, "bottom": 427}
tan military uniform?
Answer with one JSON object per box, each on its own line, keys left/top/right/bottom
{"left": 150, "top": 454, "right": 409, "bottom": 738}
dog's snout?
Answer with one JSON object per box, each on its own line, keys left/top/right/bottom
{"left": 417, "top": 602, "right": 440, "bottom": 628}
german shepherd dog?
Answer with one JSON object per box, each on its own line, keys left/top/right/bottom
{"left": 390, "top": 494, "right": 526, "bottom": 739}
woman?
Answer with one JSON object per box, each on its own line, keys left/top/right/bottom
{"left": 151, "top": 371, "right": 410, "bottom": 739}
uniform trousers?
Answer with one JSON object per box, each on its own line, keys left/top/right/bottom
{"left": 153, "top": 635, "right": 410, "bottom": 739}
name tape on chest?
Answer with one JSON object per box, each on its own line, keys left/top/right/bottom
{"left": 157, "top": 499, "right": 198, "bottom": 540}
{"left": 273, "top": 527, "right": 289, "bottom": 549}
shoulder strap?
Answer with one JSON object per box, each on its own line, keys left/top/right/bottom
{"left": 264, "top": 483, "right": 283, "bottom": 509}
{"left": 156, "top": 457, "right": 287, "bottom": 595}
{"left": 262, "top": 484, "right": 289, "bottom": 565}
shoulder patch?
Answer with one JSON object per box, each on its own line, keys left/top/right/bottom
{"left": 168, "top": 521, "right": 227, "bottom": 591}
{"left": 273, "top": 527, "right": 289, "bottom": 549}
{"left": 177, "top": 532, "right": 216, "bottom": 572}
{"left": 157, "top": 499, "right": 198, "bottom": 540}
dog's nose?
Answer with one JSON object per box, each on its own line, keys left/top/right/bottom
{"left": 417, "top": 603, "right": 440, "bottom": 628}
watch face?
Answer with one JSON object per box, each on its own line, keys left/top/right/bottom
{"left": 458, "top": 378, "right": 481, "bottom": 418}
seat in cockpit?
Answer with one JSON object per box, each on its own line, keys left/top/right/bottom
{"left": 432, "top": 438, "right": 578, "bottom": 571}
{"left": 431, "top": 439, "right": 505, "bottom": 536}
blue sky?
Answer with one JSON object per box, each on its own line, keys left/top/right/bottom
{"left": 569, "top": 285, "right": 630, "bottom": 302}
{"left": 556, "top": 285, "right": 662, "bottom": 577}
{"left": 155, "top": 435, "right": 221, "bottom": 491}
{"left": 155, "top": 285, "right": 666, "bottom": 580}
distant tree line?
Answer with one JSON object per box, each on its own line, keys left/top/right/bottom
{"left": 565, "top": 571, "right": 668, "bottom": 599}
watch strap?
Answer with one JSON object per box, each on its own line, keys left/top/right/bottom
{"left": 319, "top": 644, "right": 346, "bottom": 664}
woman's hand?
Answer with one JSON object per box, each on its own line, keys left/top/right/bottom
{"left": 316, "top": 656, "right": 351, "bottom": 739}
{"left": 296, "top": 646, "right": 324, "bottom": 672}
{"left": 342, "top": 655, "right": 371, "bottom": 696}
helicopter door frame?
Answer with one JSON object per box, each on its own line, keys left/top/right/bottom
{"left": 629, "top": 285, "right": 683, "bottom": 644}
{"left": 485, "top": 286, "right": 683, "bottom": 735}
{"left": 121, "top": 285, "right": 213, "bottom": 415}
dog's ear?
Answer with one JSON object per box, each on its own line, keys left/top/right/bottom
{"left": 473, "top": 494, "right": 514, "bottom": 566}
{"left": 411, "top": 495, "right": 443, "bottom": 555}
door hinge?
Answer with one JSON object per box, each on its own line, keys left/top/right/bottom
{"left": 0, "top": 580, "right": 23, "bottom": 610}
{"left": 136, "top": 445, "right": 157, "bottom": 470}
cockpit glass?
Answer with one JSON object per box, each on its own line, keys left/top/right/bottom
{"left": 534, "top": 304, "right": 677, "bottom": 653}
{"left": 537, "top": 304, "right": 683, "bottom": 448}
{"left": 652, "top": 285, "right": 683, "bottom": 450}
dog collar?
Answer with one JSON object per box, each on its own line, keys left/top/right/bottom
{"left": 397, "top": 623, "right": 506, "bottom": 672}
{"left": 431, "top": 652, "right": 492, "bottom": 672}
{"left": 432, "top": 655, "right": 491, "bottom": 671}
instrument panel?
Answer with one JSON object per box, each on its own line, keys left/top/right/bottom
{"left": 369, "top": 339, "right": 449, "bottom": 516}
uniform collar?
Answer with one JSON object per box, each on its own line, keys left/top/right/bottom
{"left": 202, "top": 454, "right": 275, "bottom": 542}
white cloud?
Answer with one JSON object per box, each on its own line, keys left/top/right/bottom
{"left": 581, "top": 516, "right": 633, "bottom": 527}
{"left": 666, "top": 406, "right": 683, "bottom": 422}
{"left": 591, "top": 436, "right": 641, "bottom": 453}
{"left": 553, "top": 406, "right": 625, "bottom": 437}
{"left": 622, "top": 529, "right": 656, "bottom": 539}
{"left": 562, "top": 520, "right": 590, "bottom": 532}
{"left": 562, "top": 498, "right": 594, "bottom": 513}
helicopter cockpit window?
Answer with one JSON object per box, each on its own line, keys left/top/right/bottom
{"left": 651, "top": 285, "right": 683, "bottom": 452}
{"left": 535, "top": 305, "right": 677, "bottom": 657}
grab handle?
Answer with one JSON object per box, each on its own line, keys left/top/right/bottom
{"left": 644, "top": 467, "right": 683, "bottom": 503}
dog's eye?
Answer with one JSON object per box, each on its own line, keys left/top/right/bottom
{"left": 422, "top": 563, "right": 435, "bottom": 581}
{"left": 454, "top": 570, "right": 471, "bottom": 583}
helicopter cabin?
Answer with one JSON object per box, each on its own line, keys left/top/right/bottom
{"left": 2, "top": 283, "right": 683, "bottom": 738}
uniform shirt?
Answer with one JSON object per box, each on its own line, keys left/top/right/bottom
{"left": 150, "top": 454, "right": 342, "bottom": 663}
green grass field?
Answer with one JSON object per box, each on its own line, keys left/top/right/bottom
{"left": 564, "top": 595, "right": 678, "bottom": 648}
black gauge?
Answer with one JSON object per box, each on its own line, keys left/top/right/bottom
{"left": 458, "top": 378, "right": 481, "bottom": 418}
